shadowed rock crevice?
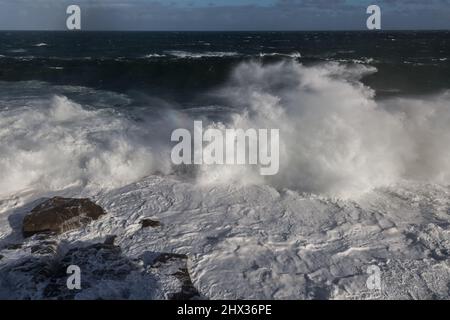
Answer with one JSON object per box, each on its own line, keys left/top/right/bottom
{"left": 153, "top": 253, "right": 200, "bottom": 300}
{"left": 142, "top": 252, "right": 202, "bottom": 300}
{"left": 0, "top": 197, "right": 202, "bottom": 300}
{"left": 0, "top": 238, "right": 202, "bottom": 300}
{"left": 42, "top": 242, "right": 140, "bottom": 299}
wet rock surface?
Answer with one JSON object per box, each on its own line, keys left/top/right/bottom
{"left": 149, "top": 253, "right": 201, "bottom": 300}
{"left": 0, "top": 238, "right": 201, "bottom": 300}
{"left": 0, "top": 196, "right": 201, "bottom": 300}
{"left": 42, "top": 242, "right": 139, "bottom": 299}
{"left": 141, "top": 219, "right": 161, "bottom": 229}
{"left": 22, "top": 197, "right": 106, "bottom": 238}
{"left": 6, "top": 243, "right": 22, "bottom": 250}
{"left": 30, "top": 240, "right": 59, "bottom": 255}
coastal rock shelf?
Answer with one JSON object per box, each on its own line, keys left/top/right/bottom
{"left": 0, "top": 196, "right": 200, "bottom": 300}
{"left": 22, "top": 197, "right": 106, "bottom": 238}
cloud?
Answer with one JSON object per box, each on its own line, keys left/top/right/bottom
{"left": 0, "top": 0, "right": 449, "bottom": 30}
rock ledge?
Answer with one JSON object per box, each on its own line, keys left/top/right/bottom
{"left": 22, "top": 197, "right": 106, "bottom": 238}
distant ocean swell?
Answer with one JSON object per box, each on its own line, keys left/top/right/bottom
{"left": 1, "top": 60, "right": 450, "bottom": 199}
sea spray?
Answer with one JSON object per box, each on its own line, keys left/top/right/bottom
{"left": 171, "top": 121, "right": 280, "bottom": 176}
{"left": 1, "top": 61, "right": 450, "bottom": 198}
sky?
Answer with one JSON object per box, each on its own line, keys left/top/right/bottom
{"left": 0, "top": 0, "right": 449, "bottom": 31}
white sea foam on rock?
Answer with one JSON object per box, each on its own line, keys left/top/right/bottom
{"left": 1, "top": 61, "right": 450, "bottom": 299}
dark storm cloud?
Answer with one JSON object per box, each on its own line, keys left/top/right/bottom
{"left": 0, "top": 0, "right": 449, "bottom": 30}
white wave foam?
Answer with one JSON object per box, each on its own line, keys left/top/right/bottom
{"left": 0, "top": 95, "right": 175, "bottom": 198}
{"left": 166, "top": 50, "right": 239, "bottom": 59}
{"left": 197, "top": 61, "right": 450, "bottom": 198}
{"left": 142, "top": 53, "right": 167, "bottom": 58}
{"left": 1, "top": 61, "right": 450, "bottom": 199}
{"left": 259, "top": 52, "right": 301, "bottom": 59}
{"left": 2, "top": 62, "right": 450, "bottom": 300}
{"left": 331, "top": 57, "right": 376, "bottom": 64}
{"left": 8, "top": 49, "right": 27, "bottom": 53}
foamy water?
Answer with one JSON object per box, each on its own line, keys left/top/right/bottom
{"left": 1, "top": 61, "right": 450, "bottom": 199}
{"left": 1, "top": 60, "right": 450, "bottom": 299}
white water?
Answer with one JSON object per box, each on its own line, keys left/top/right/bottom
{"left": 0, "top": 94, "right": 172, "bottom": 198}
{"left": 1, "top": 61, "right": 450, "bottom": 299}
{"left": 199, "top": 61, "right": 450, "bottom": 197}
{"left": 1, "top": 61, "right": 450, "bottom": 199}
{"left": 165, "top": 50, "right": 239, "bottom": 59}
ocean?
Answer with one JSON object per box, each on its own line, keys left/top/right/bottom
{"left": 1, "top": 31, "right": 450, "bottom": 97}
{"left": 1, "top": 31, "right": 450, "bottom": 299}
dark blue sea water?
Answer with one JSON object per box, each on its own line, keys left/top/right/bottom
{"left": 0, "top": 31, "right": 449, "bottom": 102}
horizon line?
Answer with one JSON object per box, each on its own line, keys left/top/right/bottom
{"left": 0, "top": 29, "right": 449, "bottom": 32}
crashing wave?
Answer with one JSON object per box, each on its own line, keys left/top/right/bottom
{"left": 1, "top": 60, "right": 450, "bottom": 199}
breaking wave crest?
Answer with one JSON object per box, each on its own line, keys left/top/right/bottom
{"left": 1, "top": 60, "right": 450, "bottom": 198}
{"left": 0, "top": 94, "right": 174, "bottom": 197}
{"left": 199, "top": 61, "right": 450, "bottom": 197}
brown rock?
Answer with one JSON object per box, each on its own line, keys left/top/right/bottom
{"left": 141, "top": 219, "right": 161, "bottom": 229}
{"left": 22, "top": 197, "right": 106, "bottom": 238}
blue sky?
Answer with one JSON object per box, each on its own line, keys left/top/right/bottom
{"left": 0, "top": 0, "right": 449, "bottom": 30}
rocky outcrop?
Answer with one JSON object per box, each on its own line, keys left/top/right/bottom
{"left": 22, "top": 197, "right": 106, "bottom": 238}
{"left": 150, "top": 253, "right": 200, "bottom": 300}
{"left": 141, "top": 219, "right": 161, "bottom": 229}
{"left": 43, "top": 242, "right": 138, "bottom": 299}
{"left": 1, "top": 197, "right": 202, "bottom": 300}
{"left": 30, "top": 240, "right": 59, "bottom": 255}
{"left": 0, "top": 239, "right": 201, "bottom": 300}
